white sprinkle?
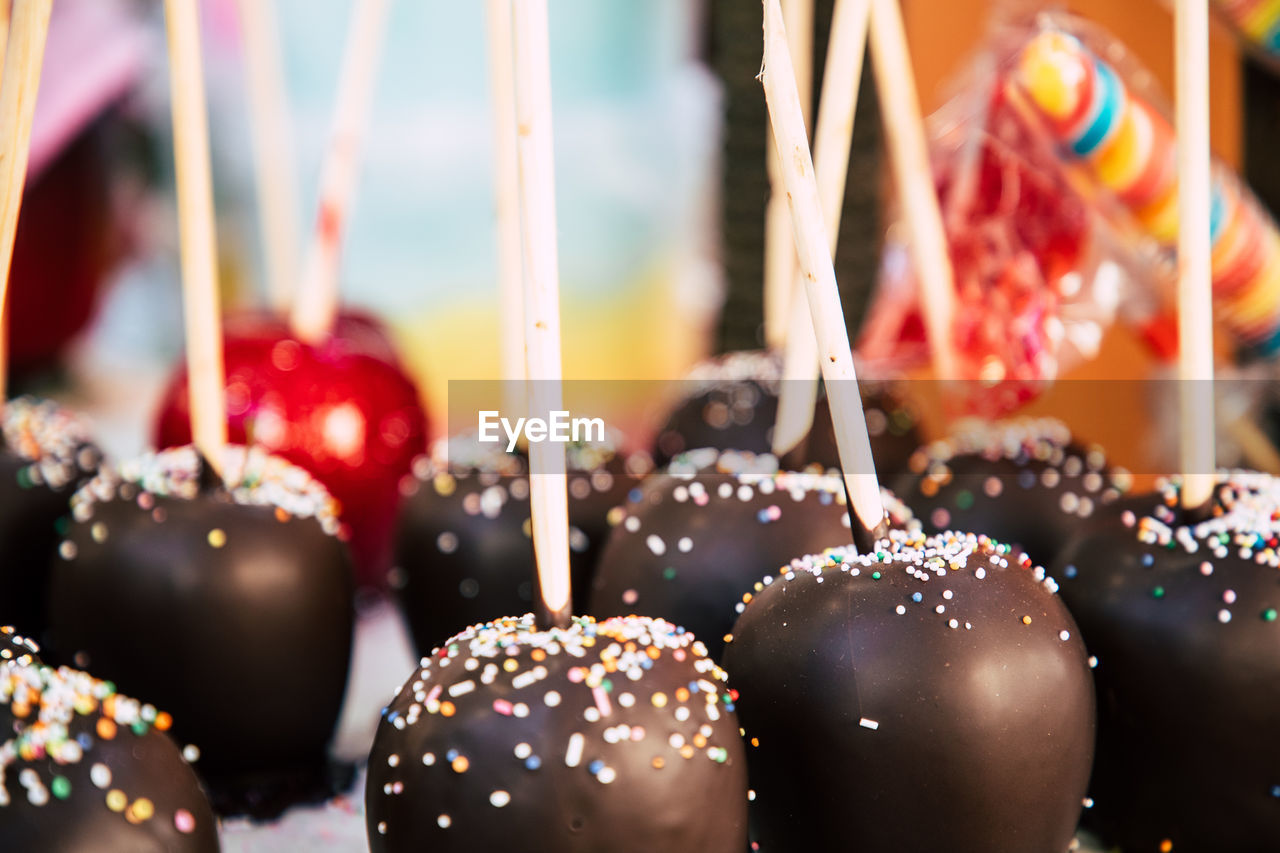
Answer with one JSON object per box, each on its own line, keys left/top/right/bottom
{"left": 90, "top": 763, "right": 111, "bottom": 789}
{"left": 942, "top": 590, "right": 953, "bottom": 600}
{"left": 512, "top": 670, "right": 542, "bottom": 690}
{"left": 378, "top": 822, "right": 387, "bottom": 834}
{"left": 1059, "top": 630, "right": 1071, "bottom": 641}
{"left": 448, "top": 680, "right": 476, "bottom": 697}
{"left": 423, "top": 752, "right": 436, "bottom": 765}
{"left": 859, "top": 718, "right": 880, "bottom": 731}
{"left": 565, "top": 733, "right": 585, "bottom": 767}
{"left": 645, "top": 534, "right": 666, "bottom": 556}
{"left": 618, "top": 692, "right": 635, "bottom": 708}
{"left": 387, "top": 754, "right": 400, "bottom": 767}
{"left": 490, "top": 790, "right": 511, "bottom": 807}
{"left": 678, "top": 537, "right": 693, "bottom": 553}
{"left": 514, "top": 743, "right": 532, "bottom": 759}
{"left": 597, "top": 766, "right": 617, "bottom": 784}
{"left": 544, "top": 690, "right": 561, "bottom": 707}
{"left": 895, "top": 605, "right": 906, "bottom": 615}
{"left": 437, "top": 815, "right": 452, "bottom": 828}
{"left": 1218, "top": 609, "right": 1232, "bottom": 623}
{"left": 624, "top": 516, "right": 641, "bottom": 532}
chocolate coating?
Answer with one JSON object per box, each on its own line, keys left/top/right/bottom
{"left": 589, "top": 448, "right": 913, "bottom": 660}
{"left": 894, "top": 418, "right": 1131, "bottom": 568}
{"left": 366, "top": 614, "right": 748, "bottom": 852}
{"left": 0, "top": 398, "right": 101, "bottom": 640}
{"left": 653, "top": 350, "right": 921, "bottom": 476}
{"left": 47, "top": 446, "right": 354, "bottom": 816}
{"left": 724, "top": 530, "right": 1095, "bottom": 852}
{"left": 0, "top": 627, "right": 220, "bottom": 852}
{"left": 393, "top": 434, "right": 649, "bottom": 654}
{"left": 1053, "top": 472, "right": 1280, "bottom": 852}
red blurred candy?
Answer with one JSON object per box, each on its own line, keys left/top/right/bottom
{"left": 154, "top": 310, "right": 429, "bottom": 587}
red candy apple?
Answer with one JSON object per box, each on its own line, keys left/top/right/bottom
{"left": 154, "top": 309, "right": 428, "bottom": 586}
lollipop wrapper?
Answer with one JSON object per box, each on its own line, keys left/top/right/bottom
{"left": 860, "top": 16, "right": 1151, "bottom": 418}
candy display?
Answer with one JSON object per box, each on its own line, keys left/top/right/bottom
{"left": 1012, "top": 24, "right": 1280, "bottom": 358}
{"left": 893, "top": 418, "right": 1133, "bottom": 567}
{"left": 589, "top": 447, "right": 914, "bottom": 660}
{"left": 47, "top": 445, "right": 355, "bottom": 817}
{"left": 1215, "top": 0, "right": 1280, "bottom": 68}
{"left": 364, "top": 614, "right": 748, "bottom": 852}
{"left": 0, "top": 397, "right": 101, "bottom": 639}
{"left": 653, "top": 350, "right": 922, "bottom": 476}
{"left": 393, "top": 431, "right": 651, "bottom": 654}
{"left": 860, "top": 52, "right": 1125, "bottom": 413}
{"left": 723, "top": 529, "right": 1095, "bottom": 852}
{"left": 1053, "top": 472, "right": 1280, "bottom": 851}
{"left": 153, "top": 309, "right": 429, "bottom": 587}
{"left": 0, "top": 626, "right": 220, "bottom": 852}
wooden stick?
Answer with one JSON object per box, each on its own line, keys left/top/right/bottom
{"left": 762, "top": 0, "right": 884, "bottom": 545}
{"left": 763, "top": 0, "right": 813, "bottom": 350}
{"left": 165, "top": 0, "right": 227, "bottom": 468}
{"left": 237, "top": 0, "right": 302, "bottom": 311}
{"left": 290, "top": 0, "right": 391, "bottom": 344}
{"left": 0, "top": 0, "right": 48, "bottom": 404}
{"left": 773, "top": 0, "right": 871, "bottom": 457}
{"left": 0, "top": 1, "right": 14, "bottom": 93}
{"left": 867, "top": 0, "right": 957, "bottom": 378}
{"left": 487, "top": 0, "right": 527, "bottom": 417}
{"left": 1175, "top": 0, "right": 1216, "bottom": 509}
{"left": 511, "top": 0, "right": 571, "bottom": 629}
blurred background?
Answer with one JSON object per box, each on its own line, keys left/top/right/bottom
{"left": 9, "top": 0, "right": 1274, "bottom": 475}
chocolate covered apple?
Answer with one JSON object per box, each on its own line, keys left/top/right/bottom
{"left": 654, "top": 350, "right": 921, "bottom": 477}
{"left": 589, "top": 447, "right": 913, "bottom": 659}
{"left": 1053, "top": 472, "right": 1280, "bottom": 852}
{"left": 0, "top": 626, "right": 220, "bottom": 852}
{"left": 0, "top": 397, "right": 101, "bottom": 639}
{"left": 365, "top": 614, "right": 748, "bottom": 852}
{"left": 723, "top": 529, "right": 1095, "bottom": 852}
{"left": 48, "top": 445, "right": 354, "bottom": 816}
{"left": 154, "top": 309, "right": 428, "bottom": 587}
{"left": 393, "top": 431, "right": 650, "bottom": 653}
{"left": 894, "top": 418, "right": 1132, "bottom": 567}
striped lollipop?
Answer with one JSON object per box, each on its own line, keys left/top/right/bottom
{"left": 1013, "top": 28, "right": 1280, "bottom": 356}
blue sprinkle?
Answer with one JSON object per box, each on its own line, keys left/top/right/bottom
{"left": 756, "top": 510, "right": 771, "bottom": 523}
{"left": 1018, "top": 470, "right": 1036, "bottom": 489}
{"left": 725, "top": 703, "right": 735, "bottom": 712}
{"left": 1065, "top": 565, "right": 1078, "bottom": 578}
{"left": 628, "top": 488, "right": 643, "bottom": 504}
{"left": 1142, "top": 554, "right": 1154, "bottom": 567}
{"left": 819, "top": 492, "right": 833, "bottom": 505}
{"left": 588, "top": 760, "right": 605, "bottom": 774}
{"left": 76, "top": 733, "right": 93, "bottom": 749}
{"left": 526, "top": 756, "right": 542, "bottom": 770}
{"left": 446, "top": 749, "right": 459, "bottom": 761}
{"left": 688, "top": 681, "right": 700, "bottom": 693}
{"left": 912, "top": 592, "right": 923, "bottom": 603}
{"left": 641, "top": 658, "right": 653, "bottom": 669}
{"left": 1272, "top": 785, "right": 1280, "bottom": 798}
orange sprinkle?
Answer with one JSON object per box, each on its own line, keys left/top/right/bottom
{"left": 1160, "top": 842, "right": 1172, "bottom": 853}
{"left": 1021, "top": 615, "right": 1033, "bottom": 625}
{"left": 275, "top": 507, "right": 290, "bottom": 523}
{"left": 97, "top": 719, "right": 117, "bottom": 740}
{"left": 451, "top": 756, "right": 469, "bottom": 773}
{"left": 680, "top": 745, "right": 695, "bottom": 760}
{"left": 154, "top": 712, "right": 173, "bottom": 732}
{"left": 693, "top": 734, "right": 708, "bottom": 748}
{"left": 646, "top": 647, "right": 660, "bottom": 660}
{"left": 651, "top": 757, "right": 665, "bottom": 769}
{"left": 440, "top": 702, "right": 456, "bottom": 717}
{"left": 750, "top": 737, "right": 760, "bottom": 747}
{"left": 675, "top": 687, "right": 690, "bottom": 703}
{"left": 531, "top": 649, "right": 546, "bottom": 662}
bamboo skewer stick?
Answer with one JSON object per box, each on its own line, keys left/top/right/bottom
{"left": 165, "top": 0, "right": 228, "bottom": 470}
{"left": 762, "top": 0, "right": 885, "bottom": 546}
{"left": 511, "top": 0, "right": 572, "bottom": 628}
{"left": 487, "top": 0, "right": 527, "bottom": 418}
{"left": 773, "top": 0, "right": 871, "bottom": 457}
{"left": 237, "top": 0, "right": 302, "bottom": 310}
{"left": 763, "top": 0, "right": 813, "bottom": 350}
{"left": 290, "top": 0, "right": 391, "bottom": 344}
{"left": 1174, "top": 0, "right": 1216, "bottom": 509}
